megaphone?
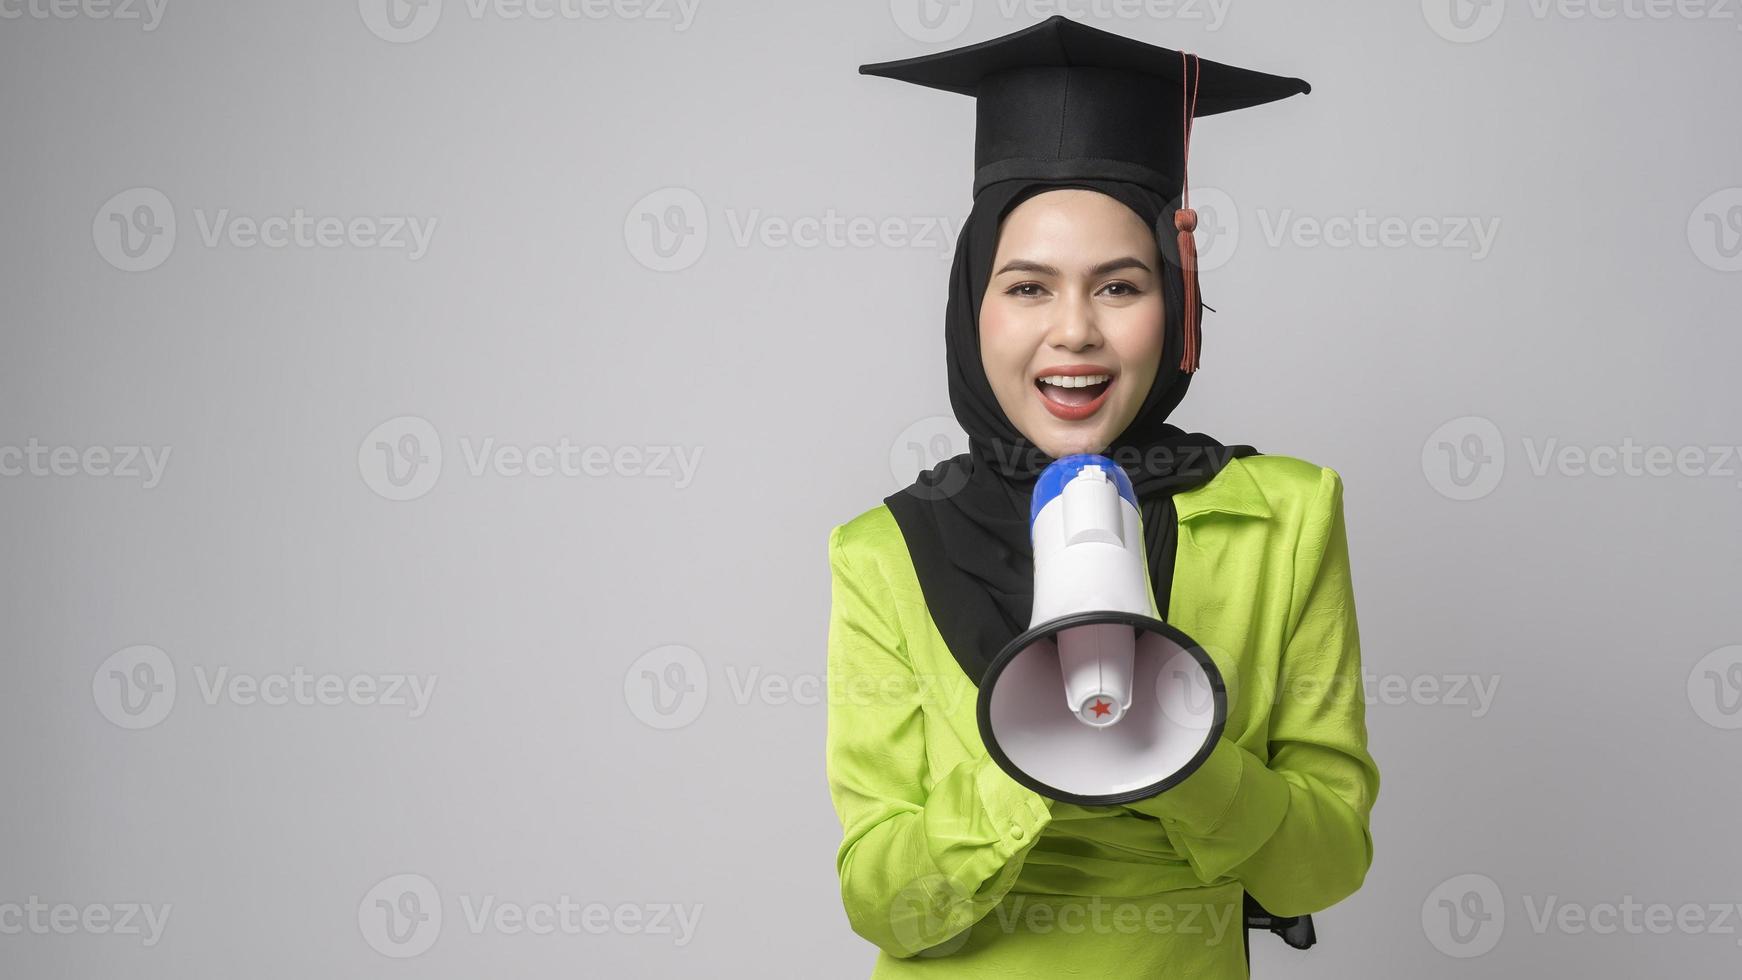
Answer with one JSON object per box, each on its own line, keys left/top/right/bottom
{"left": 977, "top": 454, "right": 1227, "bottom": 806}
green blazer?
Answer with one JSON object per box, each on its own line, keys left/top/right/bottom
{"left": 824, "top": 454, "right": 1380, "bottom": 978}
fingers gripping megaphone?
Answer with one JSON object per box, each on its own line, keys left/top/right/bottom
{"left": 976, "top": 454, "right": 1228, "bottom": 806}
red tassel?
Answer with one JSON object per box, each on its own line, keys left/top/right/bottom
{"left": 1176, "top": 51, "right": 1203, "bottom": 374}
{"left": 1175, "top": 207, "right": 1201, "bottom": 374}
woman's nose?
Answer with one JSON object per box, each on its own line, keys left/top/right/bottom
{"left": 1045, "top": 290, "right": 1101, "bottom": 350}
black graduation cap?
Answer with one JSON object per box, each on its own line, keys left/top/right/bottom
{"left": 858, "top": 14, "right": 1310, "bottom": 200}
{"left": 859, "top": 15, "right": 1311, "bottom": 373}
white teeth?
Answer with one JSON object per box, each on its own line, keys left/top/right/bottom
{"left": 1039, "top": 374, "right": 1111, "bottom": 388}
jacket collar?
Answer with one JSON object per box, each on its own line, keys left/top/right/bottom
{"left": 1173, "top": 457, "right": 1272, "bottom": 522}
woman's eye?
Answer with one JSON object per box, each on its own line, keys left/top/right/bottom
{"left": 1004, "top": 281, "right": 1141, "bottom": 298}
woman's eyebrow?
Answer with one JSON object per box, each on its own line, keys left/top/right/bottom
{"left": 992, "top": 256, "right": 1153, "bottom": 277}
{"left": 1086, "top": 255, "right": 1153, "bottom": 277}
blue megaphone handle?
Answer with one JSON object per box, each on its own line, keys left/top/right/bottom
{"left": 1029, "top": 454, "right": 1139, "bottom": 529}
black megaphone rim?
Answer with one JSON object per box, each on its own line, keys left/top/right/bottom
{"left": 975, "top": 609, "right": 1229, "bottom": 807}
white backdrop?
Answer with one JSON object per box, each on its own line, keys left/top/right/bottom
{"left": 2, "top": 1, "right": 1740, "bottom": 977}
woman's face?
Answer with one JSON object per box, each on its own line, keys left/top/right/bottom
{"left": 979, "top": 188, "right": 1165, "bottom": 460}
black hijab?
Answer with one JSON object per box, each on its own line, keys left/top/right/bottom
{"left": 884, "top": 176, "right": 1259, "bottom": 685}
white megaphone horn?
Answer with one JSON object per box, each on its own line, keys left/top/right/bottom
{"left": 976, "top": 454, "right": 1228, "bottom": 806}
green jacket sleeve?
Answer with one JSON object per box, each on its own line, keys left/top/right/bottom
{"left": 1123, "top": 466, "right": 1381, "bottom": 917}
{"left": 824, "top": 522, "right": 1056, "bottom": 958}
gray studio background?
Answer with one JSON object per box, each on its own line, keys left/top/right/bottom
{"left": 2, "top": 1, "right": 1739, "bottom": 977}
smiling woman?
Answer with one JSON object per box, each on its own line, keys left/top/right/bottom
{"left": 979, "top": 189, "right": 1166, "bottom": 445}
{"left": 828, "top": 16, "right": 1378, "bottom": 979}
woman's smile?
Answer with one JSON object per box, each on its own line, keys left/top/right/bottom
{"left": 1033, "top": 364, "right": 1117, "bottom": 421}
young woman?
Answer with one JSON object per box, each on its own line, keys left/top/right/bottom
{"left": 827, "top": 17, "right": 1380, "bottom": 978}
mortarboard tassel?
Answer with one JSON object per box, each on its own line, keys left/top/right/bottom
{"left": 1175, "top": 203, "right": 1201, "bottom": 374}
{"left": 1176, "top": 50, "right": 1203, "bottom": 374}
